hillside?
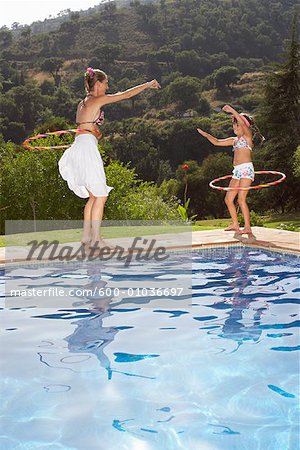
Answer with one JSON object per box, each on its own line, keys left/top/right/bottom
{"left": 1, "top": 0, "right": 296, "bottom": 64}
{"left": 0, "top": 0, "right": 297, "bottom": 149}
{"left": 0, "top": 0, "right": 297, "bottom": 173}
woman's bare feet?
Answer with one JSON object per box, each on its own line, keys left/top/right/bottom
{"left": 237, "top": 227, "right": 253, "bottom": 235}
{"left": 224, "top": 224, "right": 240, "bottom": 232}
{"left": 89, "top": 237, "right": 114, "bottom": 251}
{"left": 81, "top": 239, "right": 91, "bottom": 245}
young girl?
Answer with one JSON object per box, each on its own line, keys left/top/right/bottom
{"left": 58, "top": 67, "right": 160, "bottom": 249}
{"left": 197, "top": 104, "right": 264, "bottom": 235}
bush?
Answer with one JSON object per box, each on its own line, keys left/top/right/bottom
{"left": 238, "top": 210, "right": 265, "bottom": 227}
{"left": 156, "top": 110, "right": 170, "bottom": 120}
{"left": 277, "top": 223, "right": 299, "bottom": 232}
{"left": 0, "top": 139, "right": 180, "bottom": 232}
{"left": 238, "top": 94, "right": 262, "bottom": 111}
{"left": 293, "top": 146, "right": 300, "bottom": 179}
{"left": 122, "top": 183, "right": 179, "bottom": 221}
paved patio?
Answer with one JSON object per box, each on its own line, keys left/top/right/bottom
{"left": 192, "top": 227, "right": 300, "bottom": 253}
{"left": 0, "top": 227, "right": 299, "bottom": 265}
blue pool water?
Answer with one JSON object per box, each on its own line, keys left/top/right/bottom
{"left": 1, "top": 247, "right": 299, "bottom": 450}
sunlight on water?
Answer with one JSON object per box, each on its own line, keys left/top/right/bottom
{"left": 1, "top": 248, "right": 299, "bottom": 450}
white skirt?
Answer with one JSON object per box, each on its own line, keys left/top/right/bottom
{"left": 58, "top": 133, "right": 113, "bottom": 199}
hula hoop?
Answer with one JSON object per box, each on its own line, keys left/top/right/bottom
{"left": 22, "top": 129, "right": 102, "bottom": 150}
{"left": 209, "top": 171, "right": 286, "bottom": 191}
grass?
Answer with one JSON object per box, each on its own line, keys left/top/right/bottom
{"left": 193, "top": 212, "right": 300, "bottom": 232}
{"left": 261, "top": 212, "right": 300, "bottom": 229}
{"left": 0, "top": 213, "right": 299, "bottom": 247}
{"left": 192, "top": 218, "right": 231, "bottom": 231}
{"left": 0, "top": 224, "right": 190, "bottom": 247}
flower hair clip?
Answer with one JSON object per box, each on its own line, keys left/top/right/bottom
{"left": 86, "top": 67, "right": 95, "bottom": 79}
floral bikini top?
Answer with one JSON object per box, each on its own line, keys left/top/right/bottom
{"left": 76, "top": 109, "right": 105, "bottom": 128}
{"left": 233, "top": 135, "right": 252, "bottom": 151}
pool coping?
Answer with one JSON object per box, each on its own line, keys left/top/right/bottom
{"left": 0, "top": 227, "right": 299, "bottom": 267}
{"left": 191, "top": 227, "right": 300, "bottom": 256}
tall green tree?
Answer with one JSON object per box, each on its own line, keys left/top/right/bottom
{"left": 214, "top": 66, "right": 240, "bottom": 93}
{"left": 257, "top": 15, "right": 300, "bottom": 212}
{"left": 41, "top": 57, "right": 64, "bottom": 86}
{"left": 166, "top": 76, "right": 202, "bottom": 111}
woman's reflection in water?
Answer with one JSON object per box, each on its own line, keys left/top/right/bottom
{"left": 64, "top": 262, "right": 153, "bottom": 381}
{"left": 64, "top": 262, "right": 117, "bottom": 379}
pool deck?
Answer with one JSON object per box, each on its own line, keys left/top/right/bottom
{"left": 192, "top": 227, "right": 299, "bottom": 254}
{"left": 0, "top": 227, "right": 299, "bottom": 265}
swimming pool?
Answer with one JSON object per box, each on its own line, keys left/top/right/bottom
{"left": 1, "top": 247, "right": 299, "bottom": 450}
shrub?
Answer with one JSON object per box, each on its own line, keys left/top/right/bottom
{"left": 238, "top": 210, "right": 265, "bottom": 227}
{"left": 277, "top": 223, "right": 299, "bottom": 232}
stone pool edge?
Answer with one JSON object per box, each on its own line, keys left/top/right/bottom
{"left": 0, "top": 227, "right": 299, "bottom": 266}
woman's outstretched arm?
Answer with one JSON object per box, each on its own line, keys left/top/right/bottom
{"left": 99, "top": 79, "right": 161, "bottom": 106}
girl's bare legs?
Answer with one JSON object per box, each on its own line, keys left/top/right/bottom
{"left": 237, "top": 178, "right": 253, "bottom": 234}
{"left": 82, "top": 191, "right": 95, "bottom": 244}
{"left": 224, "top": 178, "right": 240, "bottom": 231}
{"left": 90, "top": 196, "right": 107, "bottom": 247}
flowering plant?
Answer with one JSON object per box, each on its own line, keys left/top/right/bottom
{"left": 181, "top": 164, "right": 189, "bottom": 205}
{"left": 177, "top": 164, "right": 197, "bottom": 223}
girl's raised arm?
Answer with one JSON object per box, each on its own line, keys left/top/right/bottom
{"left": 197, "top": 128, "right": 235, "bottom": 147}
{"left": 222, "top": 104, "right": 251, "bottom": 135}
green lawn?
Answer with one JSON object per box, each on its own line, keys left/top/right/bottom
{"left": 262, "top": 213, "right": 300, "bottom": 231}
{"left": 193, "top": 218, "right": 231, "bottom": 231}
{"left": 0, "top": 213, "right": 299, "bottom": 247}
{"left": 0, "top": 224, "right": 191, "bottom": 247}
{"left": 193, "top": 213, "right": 300, "bottom": 232}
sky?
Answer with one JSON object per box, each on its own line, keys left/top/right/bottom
{"left": 0, "top": 1, "right": 101, "bottom": 28}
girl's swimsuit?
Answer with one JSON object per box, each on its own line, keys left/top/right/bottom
{"left": 232, "top": 135, "right": 255, "bottom": 181}
{"left": 59, "top": 109, "right": 113, "bottom": 198}
{"left": 232, "top": 162, "right": 255, "bottom": 181}
{"left": 232, "top": 135, "right": 253, "bottom": 152}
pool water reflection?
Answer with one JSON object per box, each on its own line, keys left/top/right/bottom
{"left": 1, "top": 247, "right": 299, "bottom": 450}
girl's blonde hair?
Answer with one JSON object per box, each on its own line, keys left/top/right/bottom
{"left": 84, "top": 67, "right": 107, "bottom": 93}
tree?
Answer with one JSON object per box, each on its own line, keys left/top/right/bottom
{"left": 256, "top": 15, "right": 300, "bottom": 212}
{"left": 20, "top": 27, "right": 31, "bottom": 47}
{"left": 50, "top": 86, "right": 77, "bottom": 122}
{"left": 0, "top": 28, "right": 13, "bottom": 48}
{"left": 136, "top": 3, "right": 156, "bottom": 25}
{"left": 40, "top": 79, "right": 55, "bottom": 95}
{"left": 11, "top": 22, "right": 20, "bottom": 30}
{"left": 175, "top": 154, "right": 233, "bottom": 219}
{"left": 156, "top": 46, "right": 175, "bottom": 72}
{"left": 166, "top": 76, "right": 201, "bottom": 111}
{"left": 41, "top": 57, "right": 64, "bottom": 86}
{"left": 3, "top": 122, "right": 26, "bottom": 143}
{"left": 91, "top": 44, "right": 120, "bottom": 64}
{"left": 0, "top": 83, "right": 44, "bottom": 140}
{"left": 175, "top": 50, "right": 202, "bottom": 77}
{"left": 146, "top": 53, "right": 162, "bottom": 81}
{"left": 214, "top": 66, "right": 240, "bottom": 93}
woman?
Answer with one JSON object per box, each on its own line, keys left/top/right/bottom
{"left": 59, "top": 67, "right": 160, "bottom": 249}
